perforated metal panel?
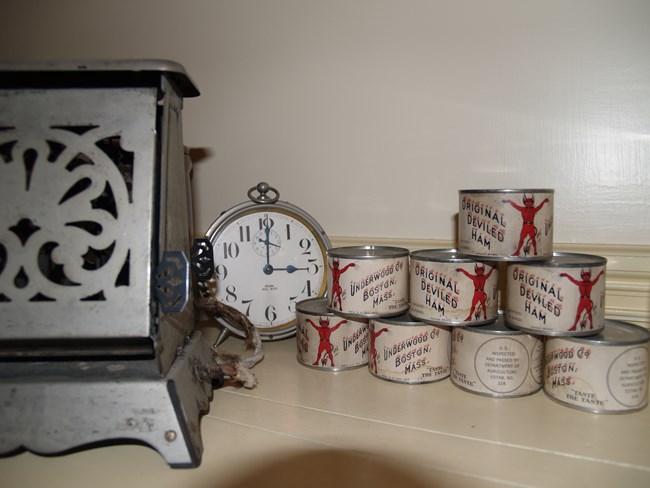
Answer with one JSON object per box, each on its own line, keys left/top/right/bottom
{"left": 0, "top": 86, "right": 157, "bottom": 339}
{"left": 0, "top": 61, "right": 213, "bottom": 468}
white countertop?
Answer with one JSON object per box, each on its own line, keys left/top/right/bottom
{"left": 3, "top": 327, "right": 649, "bottom": 488}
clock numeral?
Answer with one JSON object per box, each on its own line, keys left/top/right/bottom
{"left": 241, "top": 298, "right": 253, "bottom": 316}
{"left": 224, "top": 286, "right": 253, "bottom": 316}
{"left": 223, "top": 242, "right": 240, "bottom": 259}
{"left": 285, "top": 223, "right": 292, "bottom": 240}
{"left": 239, "top": 225, "right": 251, "bottom": 242}
{"left": 259, "top": 216, "right": 275, "bottom": 229}
{"left": 299, "top": 238, "right": 312, "bottom": 255}
{"left": 265, "top": 305, "right": 277, "bottom": 323}
{"left": 302, "top": 280, "right": 313, "bottom": 296}
{"left": 308, "top": 259, "right": 320, "bottom": 275}
{"left": 225, "top": 285, "right": 237, "bottom": 302}
{"left": 289, "top": 281, "right": 314, "bottom": 310}
{"left": 215, "top": 264, "right": 228, "bottom": 280}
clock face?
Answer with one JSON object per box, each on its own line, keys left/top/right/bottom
{"left": 209, "top": 206, "right": 327, "bottom": 332}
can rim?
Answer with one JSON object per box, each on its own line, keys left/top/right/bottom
{"left": 460, "top": 315, "right": 529, "bottom": 335}
{"left": 451, "top": 379, "right": 542, "bottom": 398}
{"left": 506, "top": 251, "right": 607, "bottom": 267}
{"left": 546, "top": 320, "right": 650, "bottom": 346}
{"left": 297, "top": 360, "right": 368, "bottom": 372}
{"left": 328, "top": 245, "right": 410, "bottom": 259}
{"left": 459, "top": 188, "right": 555, "bottom": 194}
{"left": 372, "top": 312, "right": 435, "bottom": 327}
{"left": 295, "top": 297, "right": 330, "bottom": 315}
{"left": 370, "top": 370, "right": 450, "bottom": 384}
{"left": 410, "top": 248, "right": 491, "bottom": 263}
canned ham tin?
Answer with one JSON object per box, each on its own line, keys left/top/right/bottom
{"left": 296, "top": 297, "right": 369, "bottom": 371}
{"left": 450, "top": 315, "right": 544, "bottom": 397}
{"left": 459, "top": 189, "right": 554, "bottom": 260}
{"left": 506, "top": 252, "right": 607, "bottom": 336}
{"left": 327, "top": 246, "right": 409, "bottom": 318}
{"left": 369, "top": 313, "right": 451, "bottom": 384}
{"left": 544, "top": 320, "right": 650, "bottom": 413}
{"left": 410, "top": 249, "right": 498, "bottom": 326}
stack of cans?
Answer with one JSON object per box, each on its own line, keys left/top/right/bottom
{"left": 456, "top": 189, "right": 649, "bottom": 412}
{"left": 410, "top": 244, "right": 544, "bottom": 399}
{"left": 295, "top": 189, "right": 649, "bottom": 413}
{"left": 298, "top": 245, "right": 453, "bottom": 384}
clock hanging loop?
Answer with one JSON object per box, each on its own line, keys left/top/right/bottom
{"left": 247, "top": 181, "right": 279, "bottom": 205}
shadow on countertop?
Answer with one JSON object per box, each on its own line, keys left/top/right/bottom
{"left": 210, "top": 448, "right": 438, "bottom": 488}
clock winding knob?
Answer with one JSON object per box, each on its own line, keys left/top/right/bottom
{"left": 248, "top": 181, "right": 280, "bottom": 204}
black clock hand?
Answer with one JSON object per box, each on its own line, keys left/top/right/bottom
{"left": 257, "top": 236, "right": 280, "bottom": 248}
{"left": 274, "top": 265, "right": 309, "bottom": 273}
{"left": 258, "top": 240, "right": 281, "bottom": 250}
{"left": 264, "top": 226, "right": 271, "bottom": 264}
{"left": 262, "top": 225, "right": 274, "bottom": 275}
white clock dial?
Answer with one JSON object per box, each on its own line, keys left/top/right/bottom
{"left": 211, "top": 208, "right": 327, "bottom": 330}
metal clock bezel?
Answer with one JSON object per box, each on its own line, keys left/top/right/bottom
{"left": 204, "top": 184, "right": 331, "bottom": 342}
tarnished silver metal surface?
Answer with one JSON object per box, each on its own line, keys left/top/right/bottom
{"left": 0, "top": 85, "right": 158, "bottom": 340}
{"left": 155, "top": 251, "right": 190, "bottom": 314}
{"left": 0, "top": 59, "right": 200, "bottom": 97}
{"left": 0, "top": 331, "right": 214, "bottom": 467}
{"left": 0, "top": 61, "right": 208, "bottom": 468}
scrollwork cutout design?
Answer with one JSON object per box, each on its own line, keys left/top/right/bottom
{"left": 0, "top": 126, "right": 133, "bottom": 302}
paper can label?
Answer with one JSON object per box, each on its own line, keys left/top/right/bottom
{"left": 451, "top": 327, "right": 544, "bottom": 396}
{"left": 507, "top": 263, "right": 606, "bottom": 335}
{"left": 544, "top": 338, "right": 649, "bottom": 412}
{"left": 369, "top": 321, "right": 451, "bottom": 383}
{"left": 327, "top": 256, "right": 408, "bottom": 316}
{"left": 410, "top": 259, "right": 498, "bottom": 325}
{"left": 459, "top": 191, "right": 554, "bottom": 259}
{"left": 296, "top": 312, "right": 369, "bottom": 370}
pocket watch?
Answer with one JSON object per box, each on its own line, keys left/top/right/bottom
{"left": 204, "top": 182, "right": 330, "bottom": 342}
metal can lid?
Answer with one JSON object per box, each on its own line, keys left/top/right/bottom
{"left": 410, "top": 248, "right": 485, "bottom": 263}
{"left": 459, "top": 188, "right": 554, "bottom": 195}
{"left": 551, "top": 320, "right": 650, "bottom": 346}
{"left": 373, "top": 313, "right": 427, "bottom": 327}
{"left": 462, "top": 314, "right": 528, "bottom": 336}
{"left": 296, "top": 297, "right": 331, "bottom": 315}
{"left": 328, "top": 245, "right": 409, "bottom": 259}
{"left": 507, "top": 252, "right": 607, "bottom": 268}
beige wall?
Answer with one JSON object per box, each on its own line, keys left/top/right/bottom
{"left": 2, "top": 0, "right": 649, "bottom": 322}
{"left": 2, "top": 0, "right": 649, "bottom": 244}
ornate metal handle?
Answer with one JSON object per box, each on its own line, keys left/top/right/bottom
{"left": 190, "top": 238, "right": 214, "bottom": 299}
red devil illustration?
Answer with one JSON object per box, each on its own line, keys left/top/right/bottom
{"left": 328, "top": 259, "right": 356, "bottom": 310}
{"left": 560, "top": 269, "right": 604, "bottom": 331}
{"left": 369, "top": 323, "right": 389, "bottom": 373}
{"left": 502, "top": 194, "right": 550, "bottom": 256}
{"left": 306, "top": 317, "right": 346, "bottom": 366}
{"left": 456, "top": 263, "right": 495, "bottom": 321}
